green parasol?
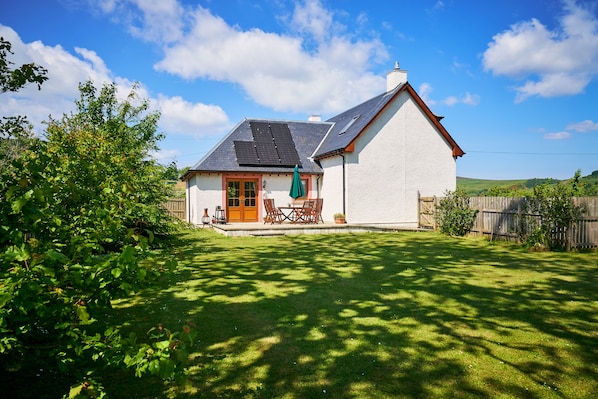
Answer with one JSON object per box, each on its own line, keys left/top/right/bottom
{"left": 289, "top": 165, "right": 305, "bottom": 199}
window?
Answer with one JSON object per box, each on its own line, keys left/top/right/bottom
{"left": 298, "top": 178, "right": 308, "bottom": 199}
{"left": 338, "top": 114, "right": 360, "bottom": 135}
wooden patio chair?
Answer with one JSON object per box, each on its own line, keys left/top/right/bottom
{"left": 313, "top": 198, "right": 324, "bottom": 223}
{"left": 295, "top": 199, "right": 316, "bottom": 224}
{"left": 263, "top": 198, "right": 283, "bottom": 224}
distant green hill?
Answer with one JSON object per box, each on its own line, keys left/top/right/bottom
{"left": 457, "top": 170, "right": 598, "bottom": 196}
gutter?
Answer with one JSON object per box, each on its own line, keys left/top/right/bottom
{"left": 341, "top": 154, "right": 346, "bottom": 215}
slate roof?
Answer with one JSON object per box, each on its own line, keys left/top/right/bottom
{"left": 313, "top": 84, "right": 404, "bottom": 158}
{"left": 313, "top": 82, "right": 464, "bottom": 159}
{"left": 183, "top": 81, "right": 463, "bottom": 180}
{"left": 187, "top": 118, "right": 332, "bottom": 175}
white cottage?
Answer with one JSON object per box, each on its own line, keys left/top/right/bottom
{"left": 181, "top": 64, "right": 464, "bottom": 226}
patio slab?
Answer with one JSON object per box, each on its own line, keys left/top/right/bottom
{"left": 207, "top": 222, "right": 426, "bottom": 237}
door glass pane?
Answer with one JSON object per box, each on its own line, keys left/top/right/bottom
{"left": 227, "top": 181, "right": 240, "bottom": 207}
{"left": 244, "top": 181, "right": 256, "bottom": 207}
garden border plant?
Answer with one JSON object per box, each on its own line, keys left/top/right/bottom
{"left": 434, "top": 188, "right": 478, "bottom": 236}
{"left": 519, "top": 170, "right": 587, "bottom": 251}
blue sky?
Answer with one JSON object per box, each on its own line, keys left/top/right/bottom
{"left": 2, "top": 0, "right": 597, "bottom": 179}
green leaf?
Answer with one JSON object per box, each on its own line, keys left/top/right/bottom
{"left": 159, "top": 359, "right": 175, "bottom": 378}
{"left": 111, "top": 267, "right": 122, "bottom": 278}
{"left": 0, "top": 294, "right": 12, "bottom": 309}
{"left": 154, "top": 340, "right": 170, "bottom": 350}
{"left": 46, "top": 249, "right": 69, "bottom": 264}
{"left": 76, "top": 305, "right": 90, "bottom": 324}
{"left": 11, "top": 189, "right": 33, "bottom": 213}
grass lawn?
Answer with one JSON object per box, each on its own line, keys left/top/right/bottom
{"left": 5, "top": 229, "right": 598, "bottom": 398}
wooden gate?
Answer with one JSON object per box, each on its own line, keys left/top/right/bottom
{"left": 418, "top": 196, "right": 437, "bottom": 230}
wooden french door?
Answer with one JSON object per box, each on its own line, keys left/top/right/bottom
{"left": 226, "top": 179, "right": 258, "bottom": 222}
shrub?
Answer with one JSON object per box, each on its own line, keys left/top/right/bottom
{"left": 435, "top": 189, "right": 478, "bottom": 236}
{"left": 1, "top": 72, "right": 186, "bottom": 396}
{"left": 520, "top": 171, "right": 586, "bottom": 251}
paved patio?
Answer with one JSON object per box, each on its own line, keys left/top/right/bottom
{"left": 204, "top": 222, "right": 426, "bottom": 237}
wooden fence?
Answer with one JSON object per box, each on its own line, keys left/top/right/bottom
{"left": 164, "top": 198, "right": 186, "bottom": 221}
{"left": 419, "top": 196, "right": 598, "bottom": 250}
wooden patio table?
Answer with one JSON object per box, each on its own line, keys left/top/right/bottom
{"left": 278, "top": 205, "right": 303, "bottom": 223}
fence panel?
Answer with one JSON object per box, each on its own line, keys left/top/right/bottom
{"left": 419, "top": 196, "right": 598, "bottom": 249}
{"left": 164, "top": 198, "right": 186, "bottom": 221}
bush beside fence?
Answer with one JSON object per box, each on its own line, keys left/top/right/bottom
{"left": 419, "top": 196, "right": 598, "bottom": 250}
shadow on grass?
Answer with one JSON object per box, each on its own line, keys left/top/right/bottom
{"left": 5, "top": 229, "right": 597, "bottom": 398}
{"left": 111, "top": 230, "right": 597, "bottom": 398}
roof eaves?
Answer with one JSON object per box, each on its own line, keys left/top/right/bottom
{"left": 314, "top": 148, "right": 346, "bottom": 160}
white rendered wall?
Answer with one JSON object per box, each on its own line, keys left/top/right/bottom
{"left": 260, "top": 174, "right": 318, "bottom": 207}
{"left": 318, "top": 157, "right": 345, "bottom": 222}
{"left": 186, "top": 174, "right": 223, "bottom": 224}
{"left": 187, "top": 172, "right": 321, "bottom": 224}
{"left": 332, "top": 91, "right": 456, "bottom": 225}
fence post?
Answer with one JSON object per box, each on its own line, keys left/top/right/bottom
{"left": 433, "top": 196, "right": 437, "bottom": 231}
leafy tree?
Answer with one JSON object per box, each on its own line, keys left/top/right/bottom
{"left": 179, "top": 166, "right": 191, "bottom": 178}
{"left": 0, "top": 37, "right": 48, "bottom": 93}
{"left": 1, "top": 76, "right": 189, "bottom": 397}
{"left": 162, "top": 160, "right": 180, "bottom": 181}
{"left": 0, "top": 37, "right": 48, "bottom": 173}
{"left": 435, "top": 189, "right": 478, "bottom": 236}
{"left": 42, "top": 80, "right": 177, "bottom": 250}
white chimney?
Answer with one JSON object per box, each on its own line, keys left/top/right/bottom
{"left": 308, "top": 115, "right": 322, "bottom": 122}
{"left": 386, "top": 61, "right": 407, "bottom": 92}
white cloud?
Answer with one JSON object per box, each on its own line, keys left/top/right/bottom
{"left": 93, "top": 0, "right": 184, "bottom": 44}
{"left": 0, "top": 24, "right": 230, "bottom": 140}
{"left": 483, "top": 0, "right": 598, "bottom": 102}
{"left": 418, "top": 83, "right": 479, "bottom": 107}
{"left": 514, "top": 72, "right": 590, "bottom": 103}
{"left": 443, "top": 96, "right": 458, "bottom": 106}
{"left": 418, "top": 83, "right": 436, "bottom": 105}
{"left": 544, "top": 131, "right": 571, "bottom": 140}
{"left": 0, "top": 25, "right": 118, "bottom": 132}
{"left": 537, "top": 119, "right": 597, "bottom": 140}
{"left": 461, "top": 92, "right": 481, "bottom": 106}
{"left": 290, "top": 0, "right": 335, "bottom": 43}
{"left": 566, "top": 119, "right": 598, "bottom": 132}
{"left": 156, "top": 95, "right": 230, "bottom": 137}
{"left": 146, "top": 1, "right": 388, "bottom": 114}
{"left": 426, "top": 1, "right": 445, "bottom": 14}
{"left": 150, "top": 148, "right": 180, "bottom": 162}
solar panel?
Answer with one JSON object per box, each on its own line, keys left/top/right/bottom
{"left": 270, "top": 123, "right": 301, "bottom": 166}
{"left": 237, "top": 122, "right": 302, "bottom": 167}
{"left": 255, "top": 141, "right": 279, "bottom": 165}
{"left": 270, "top": 123, "right": 292, "bottom": 141}
{"left": 250, "top": 122, "right": 272, "bottom": 142}
{"left": 276, "top": 143, "right": 301, "bottom": 165}
{"left": 234, "top": 141, "right": 259, "bottom": 165}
